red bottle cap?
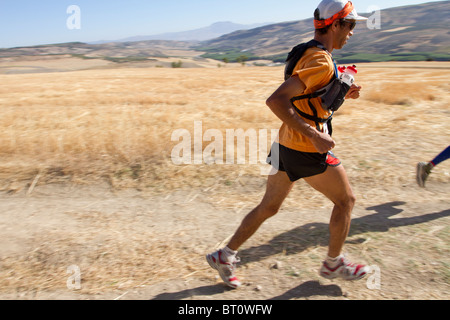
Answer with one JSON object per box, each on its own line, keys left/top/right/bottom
{"left": 347, "top": 65, "right": 358, "bottom": 74}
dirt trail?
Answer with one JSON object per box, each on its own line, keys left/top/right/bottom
{"left": 0, "top": 180, "right": 448, "bottom": 300}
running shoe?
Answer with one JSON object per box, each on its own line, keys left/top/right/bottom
{"left": 416, "top": 162, "right": 432, "bottom": 188}
{"left": 206, "top": 250, "right": 242, "bottom": 289}
{"left": 319, "top": 256, "right": 369, "bottom": 281}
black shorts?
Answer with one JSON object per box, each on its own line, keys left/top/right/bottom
{"left": 267, "top": 143, "right": 341, "bottom": 182}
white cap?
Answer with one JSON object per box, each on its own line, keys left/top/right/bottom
{"left": 316, "top": 0, "right": 368, "bottom": 22}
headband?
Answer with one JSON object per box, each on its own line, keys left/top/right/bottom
{"left": 314, "top": 1, "right": 354, "bottom": 29}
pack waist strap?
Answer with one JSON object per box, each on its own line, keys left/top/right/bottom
{"left": 290, "top": 97, "right": 333, "bottom": 124}
{"left": 290, "top": 90, "right": 325, "bottom": 102}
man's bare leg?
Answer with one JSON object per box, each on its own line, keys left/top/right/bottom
{"left": 206, "top": 170, "right": 294, "bottom": 288}
{"left": 227, "top": 170, "right": 295, "bottom": 251}
{"left": 304, "top": 164, "right": 368, "bottom": 280}
{"left": 304, "top": 164, "right": 356, "bottom": 258}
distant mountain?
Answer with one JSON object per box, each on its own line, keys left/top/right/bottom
{"left": 200, "top": 1, "right": 450, "bottom": 62}
{"left": 2, "top": 2, "right": 449, "bottom": 64}
{"left": 92, "top": 21, "right": 272, "bottom": 44}
{"left": 0, "top": 40, "right": 194, "bottom": 59}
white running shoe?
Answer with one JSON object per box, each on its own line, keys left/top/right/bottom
{"left": 319, "top": 256, "right": 369, "bottom": 281}
{"left": 206, "top": 250, "right": 242, "bottom": 289}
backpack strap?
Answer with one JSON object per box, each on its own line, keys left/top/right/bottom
{"left": 290, "top": 87, "right": 327, "bottom": 102}
{"left": 290, "top": 97, "right": 333, "bottom": 124}
{"left": 284, "top": 39, "right": 326, "bottom": 81}
{"left": 291, "top": 99, "right": 334, "bottom": 137}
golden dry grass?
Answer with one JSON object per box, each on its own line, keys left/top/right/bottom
{"left": 0, "top": 63, "right": 448, "bottom": 195}
{"left": 0, "top": 62, "right": 449, "bottom": 297}
{"left": 0, "top": 67, "right": 280, "bottom": 192}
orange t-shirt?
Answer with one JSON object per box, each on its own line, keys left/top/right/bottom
{"left": 278, "top": 47, "right": 335, "bottom": 153}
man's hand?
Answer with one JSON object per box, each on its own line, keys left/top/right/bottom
{"left": 309, "top": 129, "right": 336, "bottom": 154}
{"left": 346, "top": 84, "right": 362, "bottom": 99}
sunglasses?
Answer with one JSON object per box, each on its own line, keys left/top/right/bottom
{"left": 343, "top": 19, "right": 356, "bottom": 31}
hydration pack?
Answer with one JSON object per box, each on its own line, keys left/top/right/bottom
{"left": 284, "top": 40, "right": 351, "bottom": 135}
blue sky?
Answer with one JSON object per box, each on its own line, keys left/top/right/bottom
{"left": 0, "top": 0, "right": 447, "bottom": 48}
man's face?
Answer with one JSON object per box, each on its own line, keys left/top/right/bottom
{"left": 335, "top": 20, "right": 355, "bottom": 49}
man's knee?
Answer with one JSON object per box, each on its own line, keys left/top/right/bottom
{"left": 258, "top": 201, "right": 282, "bottom": 219}
{"left": 335, "top": 192, "right": 356, "bottom": 212}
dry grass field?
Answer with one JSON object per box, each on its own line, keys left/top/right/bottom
{"left": 0, "top": 61, "right": 449, "bottom": 300}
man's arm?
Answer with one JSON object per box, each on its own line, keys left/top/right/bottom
{"left": 266, "top": 76, "right": 335, "bottom": 154}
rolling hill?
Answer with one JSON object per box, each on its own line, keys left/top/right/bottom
{"left": 199, "top": 1, "right": 450, "bottom": 63}
{"left": 0, "top": 2, "right": 448, "bottom": 66}
{"left": 103, "top": 21, "right": 272, "bottom": 42}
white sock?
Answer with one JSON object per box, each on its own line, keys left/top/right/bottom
{"left": 222, "top": 246, "right": 238, "bottom": 263}
{"left": 326, "top": 255, "right": 343, "bottom": 268}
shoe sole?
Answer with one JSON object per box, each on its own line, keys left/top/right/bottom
{"left": 320, "top": 267, "right": 369, "bottom": 281}
{"left": 320, "top": 271, "right": 368, "bottom": 281}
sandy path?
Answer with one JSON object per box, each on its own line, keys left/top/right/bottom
{"left": 0, "top": 180, "right": 448, "bottom": 300}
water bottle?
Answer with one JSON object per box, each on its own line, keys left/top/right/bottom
{"left": 338, "top": 65, "right": 357, "bottom": 87}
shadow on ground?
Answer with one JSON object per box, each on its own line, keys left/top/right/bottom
{"left": 151, "top": 284, "right": 231, "bottom": 300}
{"left": 151, "top": 201, "right": 449, "bottom": 300}
{"left": 151, "top": 281, "right": 342, "bottom": 300}
{"left": 239, "top": 201, "right": 449, "bottom": 265}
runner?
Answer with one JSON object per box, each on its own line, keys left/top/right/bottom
{"left": 206, "top": 0, "right": 369, "bottom": 288}
{"left": 417, "top": 145, "right": 450, "bottom": 188}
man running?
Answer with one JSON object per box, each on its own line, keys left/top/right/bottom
{"left": 207, "top": 0, "right": 369, "bottom": 288}
{"left": 417, "top": 146, "right": 450, "bottom": 187}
